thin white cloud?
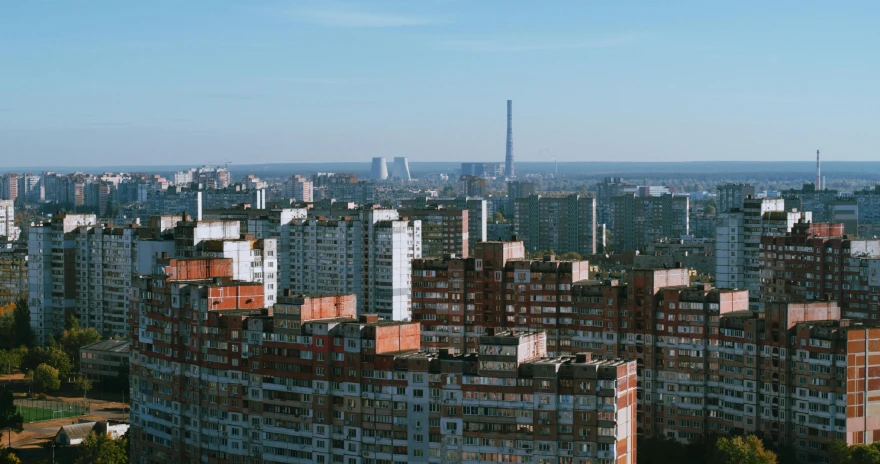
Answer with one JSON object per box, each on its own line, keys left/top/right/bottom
{"left": 290, "top": 5, "right": 434, "bottom": 28}
{"left": 263, "top": 77, "right": 365, "bottom": 85}
{"left": 438, "top": 35, "right": 638, "bottom": 53}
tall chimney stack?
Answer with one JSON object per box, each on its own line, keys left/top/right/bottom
{"left": 505, "top": 100, "right": 514, "bottom": 179}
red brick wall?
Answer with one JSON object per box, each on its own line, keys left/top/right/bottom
{"left": 299, "top": 294, "right": 357, "bottom": 321}
{"left": 163, "top": 257, "right": 233, "bottom": 281}
{"left": 375, "top": 323, "right": 421, "bottom": 354}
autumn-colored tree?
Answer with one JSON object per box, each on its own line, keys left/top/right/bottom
{"left": 713, "top": 435, "right": 777, "bottom": 464}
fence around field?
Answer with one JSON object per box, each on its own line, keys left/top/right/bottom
{"left": 14, "top": 398, "right": 88, "bottom": 423}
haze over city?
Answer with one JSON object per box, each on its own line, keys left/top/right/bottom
{"left": 3, "top": 1, "right": 880, "bottom": 166}
{"left": 7, "top": 3, "right": 880, "bottom": 464}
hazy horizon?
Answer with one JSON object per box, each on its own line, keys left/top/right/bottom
{"left": 3, "top": 1, "right": 880, "bottom": 164}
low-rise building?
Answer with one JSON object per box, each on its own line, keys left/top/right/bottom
{"left": 79, "top": 339, "right": 130, "bottom": 382}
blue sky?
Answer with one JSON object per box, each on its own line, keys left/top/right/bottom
{"left": 1, "top": 1, "right": 879, "bottom": 166}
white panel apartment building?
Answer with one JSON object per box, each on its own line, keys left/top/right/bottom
{"left": 282, "top": 208, "right": 421, "bottom": 320}
{"left": 0, "top": 200, "right": 18, "bottom": 241}
{"left": 716, "top": 197, "right": 811, "bottom": 311}
{"left": 74, "top": 225, "right": 139, "bottom": 338}
{"left": 28, "top": 214, "right": 97, "bottom": 345}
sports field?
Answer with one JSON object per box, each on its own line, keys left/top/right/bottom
{"left": 15, "top": 399, "right": 87, "bottom": 423}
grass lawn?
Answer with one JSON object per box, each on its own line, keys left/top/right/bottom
{"left": 17, "top": 405, "right": 81, "bottom": 423}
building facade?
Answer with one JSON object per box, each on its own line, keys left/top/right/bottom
{"left": 716, "top": 183, "right": 757, "bottom": 214}
{"left": 0, "top": 174, "right": 17, "bottom": 202}
{"left": 0, "top": 200, "right": 18, "bottom": 241}
{"left": 283, "top": 175, "right": 313, "bottom": 203}
{"left": 129, "top": 289, "right": 637, "bottom": 464}
{"left": 513, "top": 194, "right": 597, "bottom": 256}
{"left": 281, "top": 209, "right": 421, "bottom": 320}
{"left": 0, "top": 247, "right": 27, "bottom": 307}
{"left": 400, "top": 198, "right": 487, "bottom": 253}
{"left": 28, "top": 214, "right": 97, "bottom": 345}
{"left": 609, "top": 193, "right": 689, "bottom": 253}
{"left": 411, "top": 254, "right": 880, "bottom": 460}
{"left": 79, "top": 339, "right": 130, "bottom": 381}
{"left": 506, "top": 182, "right": 536, "bottom": 217}
{"left": 412, "top": 241, "right": 590, "bottom": 356}
{"left": 595, "top": 178, "right": 637, "bottom": 229}
{"left": 715, "top": 198, "right": 810, "bottom": 311}
{"left": 398, "top": 206, "right": 468, "bottom": 259}
{"left": 760, "top": 222, "right": 880, "bottom": 321}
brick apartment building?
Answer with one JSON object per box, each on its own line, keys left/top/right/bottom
{"left": 761, "top": 221, "right": 880, "bottom": 321}
{"left": 411, "top": 240, "right": 880, "bottom": 461}
{"left": 412, "top": 241, "right": 590, "bottom": 356}
{"left": 129, "top": 265, "right": 637, "bottom": 464}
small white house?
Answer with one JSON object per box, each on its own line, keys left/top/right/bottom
{"left": 55, "top": 422, "right": 97, "bottom": 446}
{"left": 55, "top": 420, "right": 129, "bottom": 445}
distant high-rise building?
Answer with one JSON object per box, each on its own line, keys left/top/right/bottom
{"left": 281, "top": 207, "right": 421, "bottom": 320}
{"left": 283, "top": 175, "right": 313, "bottom": 202}
{"left": 241, "top": 174, "right": 266, "bottom": 190}
{"left": 459, "top": 175, "right": 486, "bottom": 197}
{"left": 461, "top": 162, "right": 504, "bottom": 178}
{"left": 0, "top": 201, "right": 17, "bottom": 241}
{"left": 513, "top": 194, "right": 597, "bottom": 256}
{"left": 782, "top": 183, "right": 840, "bottom": 223}
{"left": 0, "top": 174, "right": 18, "bottom": 202}
{"left": 504, "top": 99, "right": 514, "bottom": 178}
{"left": 595, "top": 177, "right": 638, "bottom": 227}
{"left": 717, "top": 183, "right": 756, "bottom": 214}
{"left": 400, "top": 197, "right": 487, "bottom": 252}
{"left": 370, "top": 157, "right": 389, "bottom": 180}
{"left": 399, "top": 205, "right": 469, "bottom": 258}
{"left": 610, "top": 193, "right": 689, "bottom": 253}
{"left": 28, "top": 214, "right": 97, "bottom": 345}
{"left": 506, "top": 181, "right": 535, "bottom": 216}
{"left": 391, "top": 157, "right": 411, "bottom": 180}
{"left": 18, "top": 174, "right": 41, "bottom": 202}
{"left": 638, "top": 185, "right": 671, "bottom": 197}
{"left": 715, "top": 197, "right": 809, "bottom": 311}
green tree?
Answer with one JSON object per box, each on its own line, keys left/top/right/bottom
{"left": 829, "top": 440, "right": 851, "bottom": 464}
{"left": 32, "top": 364, "right": 60, "bottom": 393}
{"left": 492, "top": 212, "right": 506, "bottom": 223}
{"left": 829, "top": 439, "right": 880, "bottom": 464}
{"left": 74, "top": 431, "right": 128, "bottom": 464}
{"left": 59, "top": 321, "right": 101, "bottom": 372}
{"left": 704, "top": 204, "right": 716, "bottom": 216}
{"left": 23, "top": 347, "right": 72, "bottom": 380}
{"left": 559, "top": 252, "right": 583, "bottom": 261}
{"left": 0, "top": 388, "right": 23, "bottom": 449}
{"left": 713, "top": 435, "right": 777, "bottom": 464}
{"left": 0, "top": 349, "right": 25, "bottom": 376}
{"left": 74, "top": 376, "right": 92, "bottom": 401}
{"left": 850, "top": 445, "right": 880, "bottom": 464}
{"left": 11, "top": 300, "right": 32, "bottom": 348}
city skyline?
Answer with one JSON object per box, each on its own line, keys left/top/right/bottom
{"left": 3, "top": 1, "right": 880, "bottom": 165}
